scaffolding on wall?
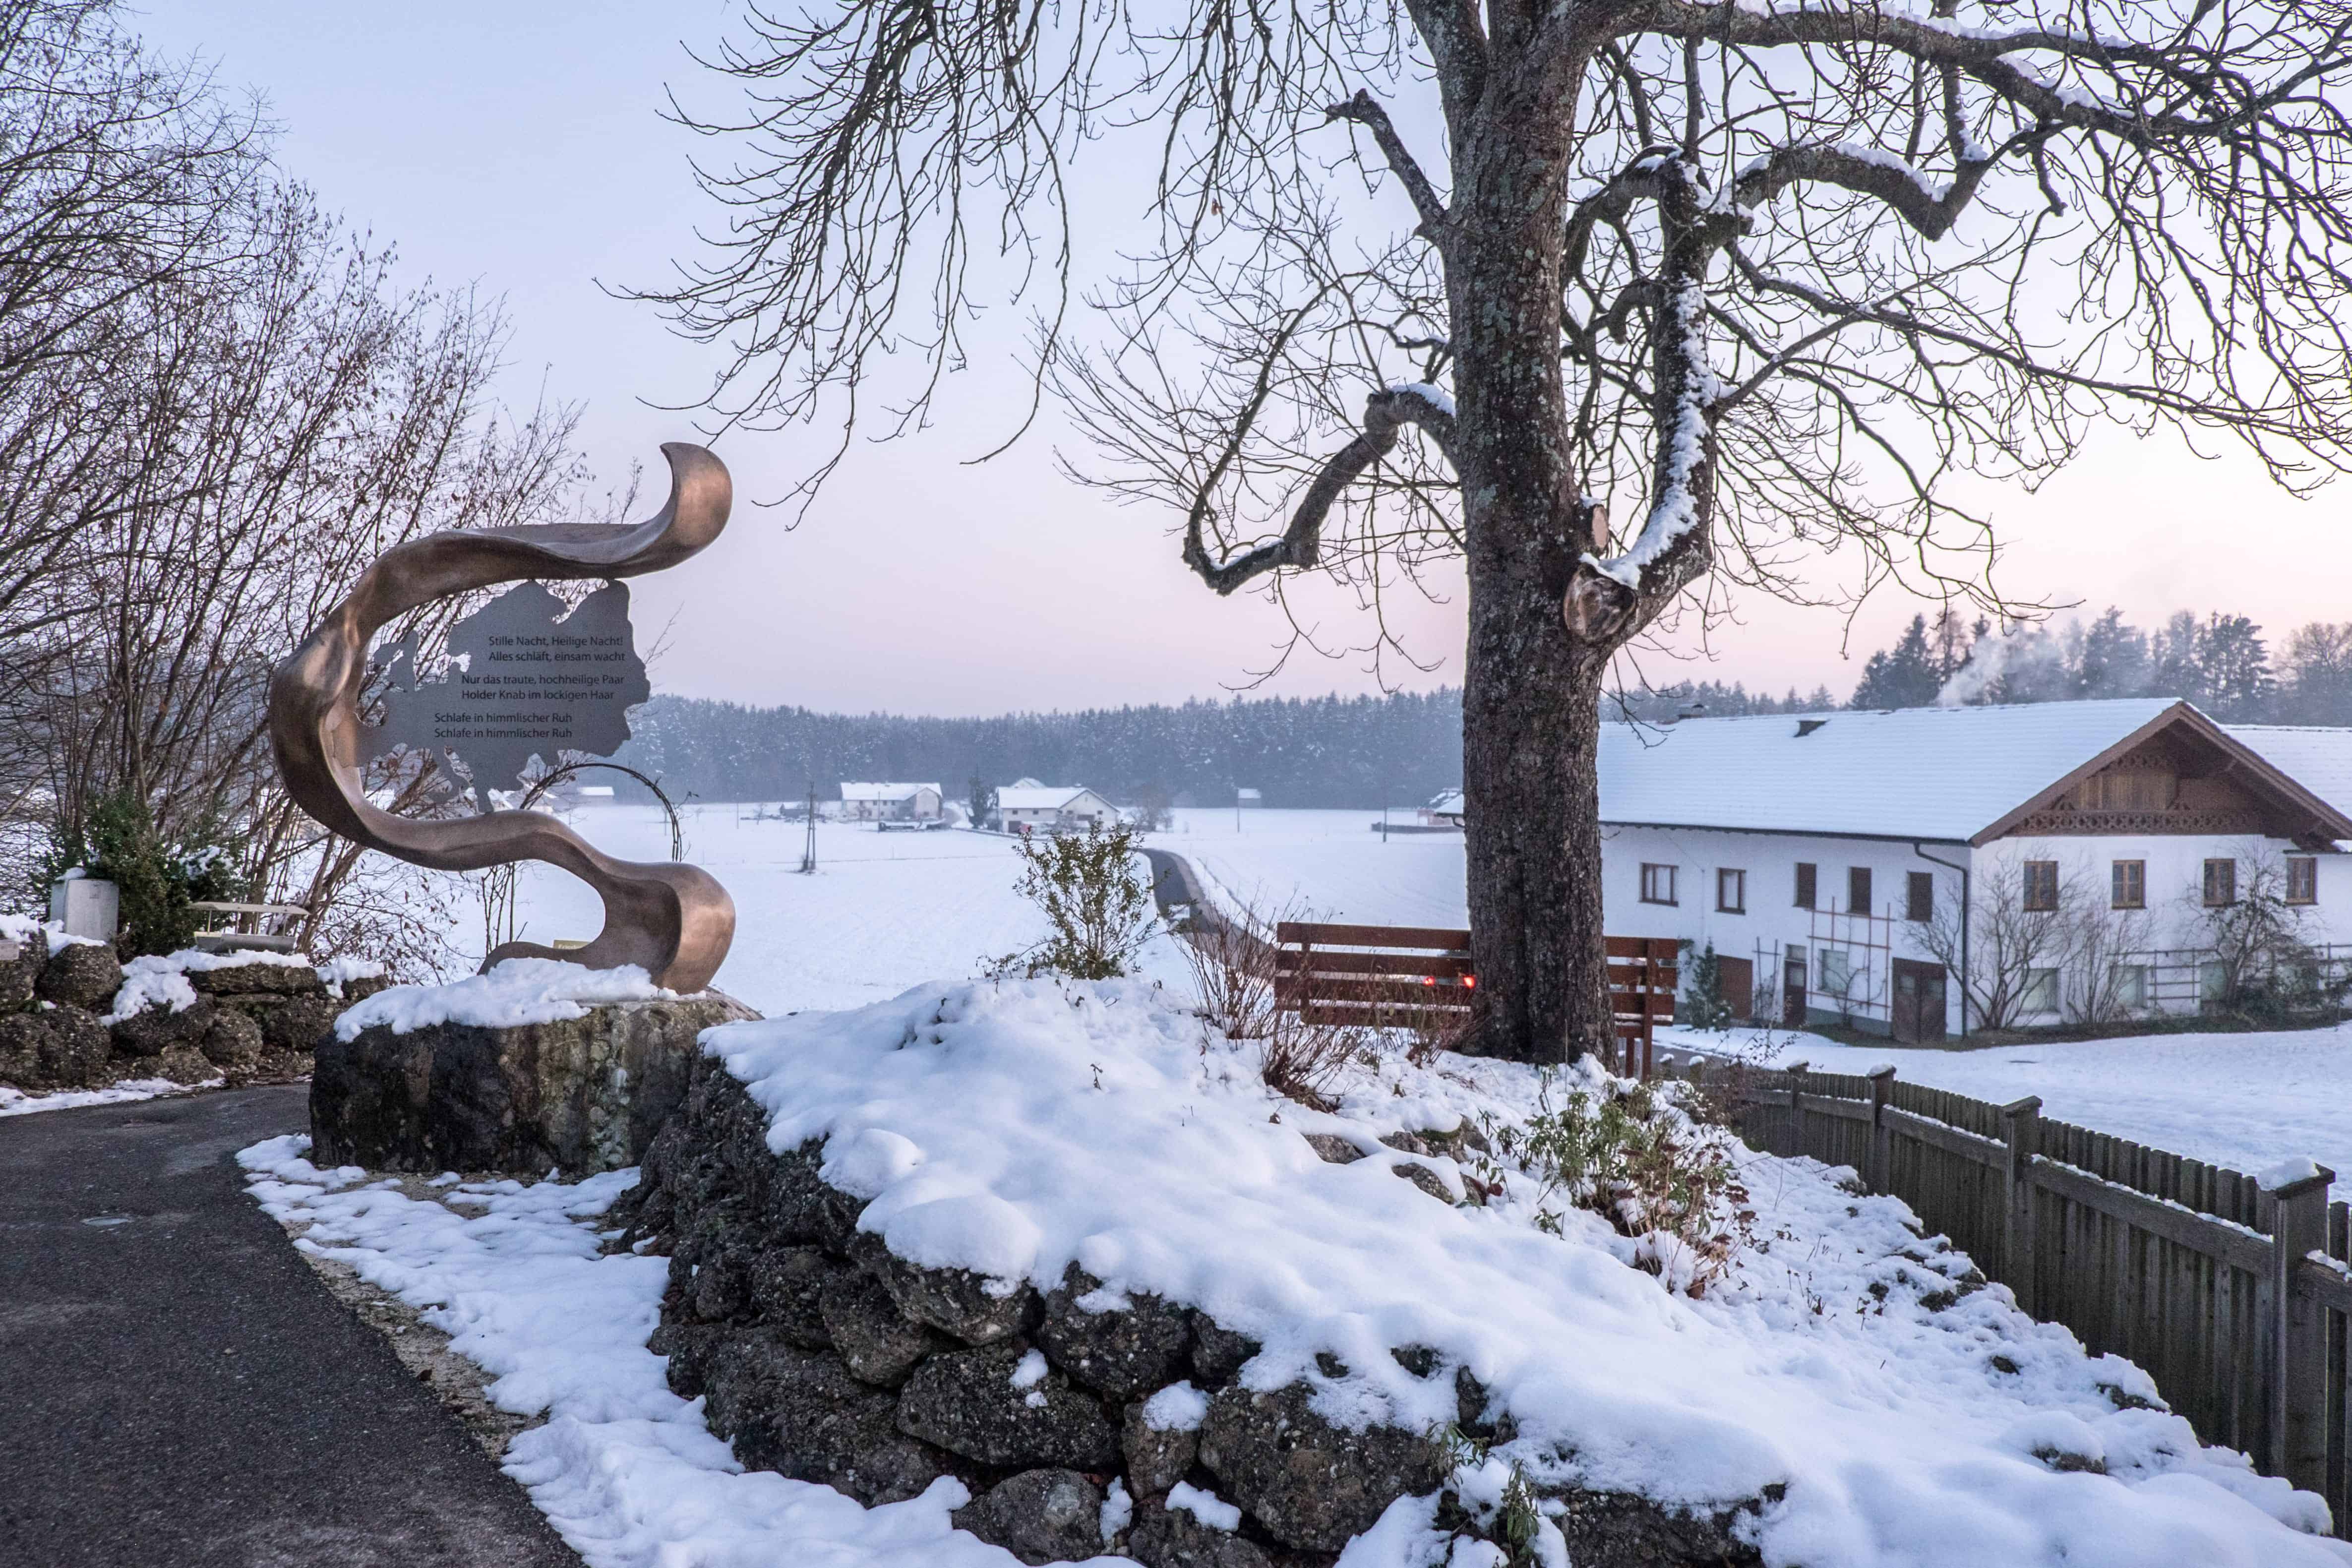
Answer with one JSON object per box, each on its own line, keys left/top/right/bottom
{"left": 1805, "top": 901, "right": 1897, "bottom": 1028}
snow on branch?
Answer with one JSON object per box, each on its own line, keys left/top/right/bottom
{"left": 1586, "top": 276, "right": 1714, "bottom": 593}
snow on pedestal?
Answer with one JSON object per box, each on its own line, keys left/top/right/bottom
{"left": 309, "top": 959, "right": 759, "bottom": 1175}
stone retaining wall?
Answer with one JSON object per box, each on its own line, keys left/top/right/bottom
{"left": 0, "top": 944, "right": 384, "bottom": 1094}
{"left": 620, "top": 1055, "right": 1764, "bottom": 1568}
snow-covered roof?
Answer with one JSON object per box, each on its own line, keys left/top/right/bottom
{"left": 2223, "top": 726, "right": 2352, "bottom": 821}
{"left": 839, "top": 782, "right": 941, "bottom": 803}
{"left": 995, "top": 784, "right": 1097, "bottom": 811}
{"left": 1426, "top": 789, "right": 1464, "bottom": 816}
{"left": 1601, "top": 698, "right": 2219, "bottom": 843}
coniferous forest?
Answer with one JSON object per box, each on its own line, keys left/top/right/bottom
{"left": 618, "top": 609, "right": 2352, "bottom": 806}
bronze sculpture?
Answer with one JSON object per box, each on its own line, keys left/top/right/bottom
{"left": 269, "top": 442, "right": 736, "bottom": 992}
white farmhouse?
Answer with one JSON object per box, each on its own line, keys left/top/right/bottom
{"left": 838, "top": 782, "right": 944, "bottom": 822}
{"left": 990, "top": 780, "right": 1117, "bottom": 833}
{"left": 1598, "top": 699, "right": 2352, "bottom": 1041}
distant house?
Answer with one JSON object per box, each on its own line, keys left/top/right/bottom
{"left": 991, "top": 781, "right": 1116, "bottom": 833}
{"left": 839, "top": 782, "right": 945, "bottom": 822}
{"left": 1599, "top": 700, "right": 2352, "bottom": 1042}
{"left": 1421, "top": 789, "right": 1465, "bottom": 828}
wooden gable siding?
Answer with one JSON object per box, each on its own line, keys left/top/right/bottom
{"left": 2005, "top": 730, "right": 2269, "bottom": 838}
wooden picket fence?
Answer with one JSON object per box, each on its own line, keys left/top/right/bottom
{"left": 1657, "top": 1049, "right": 2352, "bottom": 1537}
{"left": 1271, "top": 924, "right": 1676, "bottom": 1074}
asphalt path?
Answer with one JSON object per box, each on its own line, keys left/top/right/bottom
{"left": 0, "top": 1087, "right": 582, "bottom": 1568}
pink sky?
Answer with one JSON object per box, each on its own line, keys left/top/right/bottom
{"left": 142, "top": 1, "right": 2352, "bottom": 715}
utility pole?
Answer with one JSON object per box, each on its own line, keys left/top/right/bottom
{"left": 799, "top": 776, "right": 818, "bottom": 874}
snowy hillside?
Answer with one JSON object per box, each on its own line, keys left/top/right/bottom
{"left": 246, "top": 980, "right": 2345, "bottom": 1567}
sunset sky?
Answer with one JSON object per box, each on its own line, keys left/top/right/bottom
{"left": 142, "top": 0, "right": 2352, "bottom": 715}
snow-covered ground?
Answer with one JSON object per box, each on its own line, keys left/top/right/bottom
{"left": 498, "top": 805, "right": 1193, "bottom": 1016}
{"left": 242, "top": 980, "right": 2347, "bottom": 1568}
{"left": 0, "top": 1077, "right": 209, "bottom": 1118}
{"left": 1149, "top": 807, "right": 1466, "bottom": 927}
{"left": 1663, "top": 1022, "right": 2352, "bottom": 1186}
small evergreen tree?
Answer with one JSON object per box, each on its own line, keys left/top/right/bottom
{"left": 1678, "top": 941, "right": 1735, "bottom": 1031}
{"left": 40, "top": 791, "right": 245, "bottom": 958}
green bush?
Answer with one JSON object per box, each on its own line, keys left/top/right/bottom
{"left": 40, "top": 791, "right": 246, "bottom": 958}
{"left": 1679, "top": 940, "right": 1736, "bottom": 1030}
{"left": 990, "top": 820, "right": 1160, "bottom": 980}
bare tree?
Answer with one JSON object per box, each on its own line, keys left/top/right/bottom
{"left": 645, "top": 0, "right": 2352, "bottom": 1060}
{"left": 1918, "top": 854, "right": 2087, "bottom": 1032}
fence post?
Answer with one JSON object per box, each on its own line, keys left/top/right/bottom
{"left": 2263, "top": 1162, "right": 2335, "bottom": 1493}
{"left": 2000, "top": 1096, "right": 2042, "bottom": 1316}
{"left": 1866, "top": 1066, "right": 1895, "bottom": 1194}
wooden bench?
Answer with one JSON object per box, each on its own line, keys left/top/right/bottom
{"left": 188, "top": 901, "right": 308, "bottom": 954}
{"left": 1272, "top": 922, "right": 1680, "bottom": 1077}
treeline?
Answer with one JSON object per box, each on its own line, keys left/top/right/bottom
{"left": 612, "top": 690, "right": 1465, "bottom": 808}
{"left": 1842, "top": 607, "right": 2352, "bottom": 722}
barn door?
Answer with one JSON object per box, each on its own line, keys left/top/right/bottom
{"left": 1891, "top": 959, "right": 1948, "bottom": 1044}
{"left": 1717, "top": 956, "right": 1755, "bottom": 1021}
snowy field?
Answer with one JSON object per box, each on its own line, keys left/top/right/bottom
{"left": 497, "top": 804, "right": 1195, "bottom": 1016}
{"left": 1664, "top": 1023, "right": 2352, "bottom": 1187}
{"left": 1149, "top": 807, "right": 1466, "bottom": 927}
{"left": 241, "top": 981, "right": 2348, "bottom": 1568}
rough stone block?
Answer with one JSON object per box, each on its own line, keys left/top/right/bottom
{"left": 36, "top": 943, "right": 121, "bottom": 1011}
{"left": 308, "top": 992, "right": 757, "bottom": 1175}
{"left": 188, "top": 962, "right": 324, "bottom": 998}
{"left": 1198, "top": 1383, "right": 1448, "bottom": 1552}
{"left": 952, "top": 1469, "right": 1108, "bottom": 1567}
{"left": 895, "top": 1340, "right": 1119, "bottom": 1470}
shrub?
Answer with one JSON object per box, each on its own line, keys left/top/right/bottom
{"left": 40, "top": 790, "right": 246, "bottom": 958}
{"left": 1174, "top": 889, "right": 1289, "bottom": 1040}
{"left": 1473, "top": 1074, "right": 1754, "bottom": 1296}
{"left": 1678, "top": 940, "right": 1735, "bottom": 1030}
{"left": 991, "top": 820, "right": 1160, "bottom": 980}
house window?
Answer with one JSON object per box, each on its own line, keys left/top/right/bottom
{"left": 1640, "top": 863, "right": 1678, "bottom": 905}
{"left": 1847, "top": 866, "right": 1872, "bottom": 915}
{"left": 2020, "top": 967, "right": 2060, "bottom": 1014}
{"left": 1905, "top": 870, "right": 1934, "bottom": 923}
{"left": 2287, "top": 855, "right": 2318, "bottom": 905}
{"left": 2203, "top": 858, "right": 2236, "bottom": 907}
{"left": 2199, "top": 960, "right": 2229, "bottom": 1003}
{"left": 1716, "top": 868, "right": 1746, "bottom": 914}
{"left": 2111, "top": 964, "right": 2149, "bottom": 1010}
{"left": 1820, "top": 949, "right": 1852, "bottom": 995}
{"left": 1795, "top": 862, "right": 1817, "bottom": 910}
{"left": 2111, "top": 860, "right": 2145, "bottom": 910}
{"left": 2022, "top": 860, "right": 2059, "bottom": 912}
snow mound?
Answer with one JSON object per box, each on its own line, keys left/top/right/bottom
{"left": 703, "top": 978, "right": 2345, "bottom": 1567}
{"left": 105, "top": 946, "right": 382, "bottom": 1023}
{"left": 0, "top": 911, "right": 101, "bottom": 957}
{"left": 334, "top": 958, "right": 673, "bottom": 1041}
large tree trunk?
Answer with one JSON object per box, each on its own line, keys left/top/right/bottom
{"left": 1447, "top": 77, "right": 1617, "bottom": 1065}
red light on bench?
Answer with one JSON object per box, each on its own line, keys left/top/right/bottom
{"left": 1463, "top": 974, "right": 1475, "bottom": 989}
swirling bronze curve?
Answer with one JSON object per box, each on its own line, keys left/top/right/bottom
{"left": 268, "top": 442, "right": 736, "bottom": 992}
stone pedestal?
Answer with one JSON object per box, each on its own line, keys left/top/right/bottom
{"left": 310, "top": 992, "right": 759, "bottom": 1175}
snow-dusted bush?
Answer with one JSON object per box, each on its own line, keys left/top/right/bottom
{"left": 1473, "top": 1073, "right": 1754, "bottom": 1296}
{"left": 988, "top": 821, "right": 1159, "bottom": 981}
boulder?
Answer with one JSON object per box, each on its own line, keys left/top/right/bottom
{"left": 699, "top": 1332, "right": 954, "bottom": 1506}
{"left": 0, "top": 1008, "right": 114, "bottom": 1090}
{"left": 749, "top": 1245, "right": 846, "bottom": 1351}
{"left": 1122, "top": 1399, "right": 1200, "bottom": 1495}
{"left": 197, "top": 1007, "right": 264, "bottom": 1068}
{"left": 1037, "top": 1266, "right": 1193, "bottom": 1398}
{"left": 120, "top": 1045, "right": 217, "bottom": 1086}
{"left": 223, "top": 993, "right": 343, "bottom": 1054}
{"left": 110, "top": 998, "right": 215, "bottom": 1057}
{"left": 187, "top": 961, "right": 324, "bottom": 998}
{"left": 762, "top": 1139, "right": 865, "bottom": 1251}
{"left": 895, "top": 1340, "right": 1119, "bottom": 1470}
{"left": 854, "top": 1231, "right": 1038, "bottom": 1345}
{"left": 1548, "top": 1488, "right": 1766, "bottom": 1568}
{"left": 1190, "top": 1317, "right": 1261, "bottom": 1387}
{"left": 822, "top": 1270, "right": 939, "bottom": 1387}
{"left": 1197, "top": 1383, "right": 1449, "bottom": 1552}
{"left": 1304, "top": 1133, "right": 1366, "bottom": 1165}
{"left": 309, "top": 992, "right": 758, "bottom": 1175}
{"left": 0, "top": 941, "right": 44, "bottom": 1007}
{"left": 1127, "top": 1501, "right": 1276, "bottom": 1568}
{"left": 37, "top": 942, "right": 121, "bottom": 1010}
{"left": 1389, "top": 1160, "right": 1454, "bottom": 1204}
{"left": 951, "top": 1469, "right": 1107, "bottom": 1567}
